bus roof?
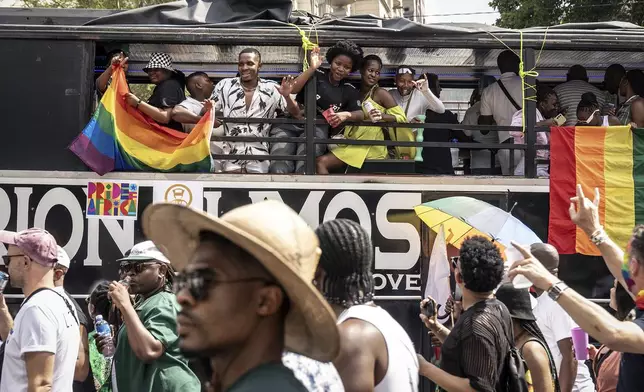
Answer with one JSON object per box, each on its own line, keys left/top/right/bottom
{"left": 1, "top": 7, "right": 644, "bottom": 50}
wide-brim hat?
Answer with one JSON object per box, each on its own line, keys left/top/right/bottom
{"left": 142, "top": 201, "right": 340, "bottom": 362}
{"left": 495, "top": 283, "right": 536, "bottom": 321}
{"left": 143, "top": 52, "right": 178, "bottom": 73}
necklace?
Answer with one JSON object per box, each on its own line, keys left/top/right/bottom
{"left": 241, "top": 80, "right": 258, "bottom": 92}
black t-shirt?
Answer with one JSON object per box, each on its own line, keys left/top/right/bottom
{"left": 296, "top": 68, "right": 361, "bottom": 118}
{"left": 440, "top": 299, "right": 512, "bottom": 392}
{"left": 227, "top": 362, "right": 308, "bottom": 392}
{"left": 148, "top": 77, "right": 186, "bottom": 132}
{"left": 65, "top": 290, "right": 97, "bottom": 392}
{"left": 416, "top": 109, "right": 459, "bottom": 175}
{"left": 617, "top": 310, "right": 644, "bottom": 391}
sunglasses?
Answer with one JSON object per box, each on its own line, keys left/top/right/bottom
{"left": 173, "top": 268, "right": 273, "bottom": 302}
{"left": 2, "top": 254, "right": 24, "bottom": 265}
{"left": 119, "top": 262, "right": 160, "bottom": 276}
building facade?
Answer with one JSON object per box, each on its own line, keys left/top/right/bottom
{"left": 292, "top": 0, "right": 424, "bottom": 20}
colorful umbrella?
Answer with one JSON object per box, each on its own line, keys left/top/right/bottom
{"left": 414, "top": 196, "right": 542, "bottom": 251}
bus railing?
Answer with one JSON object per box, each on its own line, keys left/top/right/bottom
{"left": 211, "top": 116, "right": 549, "bottom": 177}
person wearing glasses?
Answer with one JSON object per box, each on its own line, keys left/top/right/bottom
{"left": 142, "top": 200, "right": 340, "bottom": 392}
{"left": 97, "top": 241, "right": 200, "bottom": 392}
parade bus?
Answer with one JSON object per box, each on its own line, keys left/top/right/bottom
{"left": 1, "top": 7, "right": 642, "bottom": 388}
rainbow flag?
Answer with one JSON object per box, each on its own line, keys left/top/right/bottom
{"left": 549, "top": 126, "right": 644, "bottom": 255}
{"left": 69, "top": 66, "right": 213, "bottom": 175}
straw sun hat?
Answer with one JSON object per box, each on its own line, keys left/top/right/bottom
{"left": 142, "top": 200, "right": 340, "bottom": 362}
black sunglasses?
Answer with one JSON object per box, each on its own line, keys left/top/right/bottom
{"left": 2, "top": 253, "right": 24, "bottom": 265}
{"left": 173, "top": 268, "right": 273, "bottom": 302}
{"left": 119, "top": 262, "right": 160, "bottom": 276}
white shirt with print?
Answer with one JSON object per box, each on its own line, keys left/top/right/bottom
{"left": 212, "top": 77, "right": 287, "bottom": 160}
{"left": 0, "top": 288, "right": 80, "bottom": 392}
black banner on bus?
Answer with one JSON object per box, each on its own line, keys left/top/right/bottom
{"left": 0, "top": 182, "right": 423, "bottom": 297}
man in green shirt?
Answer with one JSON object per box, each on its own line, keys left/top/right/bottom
{"left": 142, "top": 200, "right": 340, "bottom": 392}
{"left": 98, "top": 241, "right": 200, "bottom": 392}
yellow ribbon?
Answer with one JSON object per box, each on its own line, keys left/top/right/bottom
{"left": 485, "top": 27, "right": 549, "bottom": 134}
{"left": 288, "top": 23, "right": 319, "bottom": 71}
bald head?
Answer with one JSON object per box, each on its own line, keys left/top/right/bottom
{"left": 530, "top": 243, "right": 559, "bottom": 274}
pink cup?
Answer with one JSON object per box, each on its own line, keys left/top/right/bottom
{"left": 571, "top": 327, "right": 589, "bottom": 360}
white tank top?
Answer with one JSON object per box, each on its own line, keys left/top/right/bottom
{"left": 337, "top": 305, "right": 419, "bottom": 392}
{"left": 602, "top": 115, "right": 610, "bottom": 126}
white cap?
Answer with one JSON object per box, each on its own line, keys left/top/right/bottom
{"left": 117, "top": 240, "right": 170, "bottom": 264}
{"left": 56, "top": 246, "right": 71, "bottom": 269}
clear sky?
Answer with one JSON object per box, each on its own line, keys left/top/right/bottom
{"left": 424, "top": 0, "right": 500, "bottom": 25}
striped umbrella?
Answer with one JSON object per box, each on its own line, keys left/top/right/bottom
{"left": 414, "top": 196, "right": 542, "bottom": 252}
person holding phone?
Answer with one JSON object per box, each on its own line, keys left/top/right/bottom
{"left": 276, "top": 40, "right": 365, "bottom": 174}
{"left": 509, "top": 85, "right": 561, "bottom": 177}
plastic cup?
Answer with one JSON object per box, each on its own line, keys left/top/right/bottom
{"left": 504, "top": 247, "right": 533, "bottom": 289}
{"left": 571, "top": 327, "right": 589, "bottom": 360}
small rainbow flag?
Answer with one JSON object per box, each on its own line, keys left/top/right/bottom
{"left": 69, "top": 66, "right": 213, "bottom": 175}
{"left": 549, "top": 126, "right": 644, "bottom": 255}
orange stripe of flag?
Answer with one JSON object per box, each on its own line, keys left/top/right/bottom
{"left": 574, "top": 127, "right": 606, "bottom": 255}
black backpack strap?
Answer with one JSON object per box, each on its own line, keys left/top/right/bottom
{"left": 23, "top": 288, "right": 79, "bottom": 326}
{"left": 592, "top": 344, "right": 614, "bottom": 376}
{"left": 497, "top": 80, "right": 521, "bottom": 111}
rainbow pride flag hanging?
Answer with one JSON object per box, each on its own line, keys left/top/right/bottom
{"left": 549, "top": 126, "right": 644, "bottom": 255}
{"left": 69, "top": 66, "right": 213, "bottom": 175}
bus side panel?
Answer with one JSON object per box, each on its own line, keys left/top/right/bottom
{"left": 0, "top": 39, "right": 93, "bottom": 170}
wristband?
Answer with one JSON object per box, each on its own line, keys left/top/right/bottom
{"left": 590, "top": 226, "right": 608, "bottom": 246}
{"left": 547, "top": 281, "right": 570, "bottom": 301}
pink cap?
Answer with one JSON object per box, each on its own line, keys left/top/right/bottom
{"left": 0, "top": 228, "right": 58, "bottom": 267}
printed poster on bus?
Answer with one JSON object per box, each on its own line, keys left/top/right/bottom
{"left": 86, "top": 181, "right": 139, "bottom": 220}
{"left": 152, "top": 181, "right": 204, "bottom": 211}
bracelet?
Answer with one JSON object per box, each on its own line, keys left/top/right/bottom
{"left": 135, "top": 99, "right": 141, "bottom": 108}
{"left": 590, "top": 226, "right": 608, "bottom": 246}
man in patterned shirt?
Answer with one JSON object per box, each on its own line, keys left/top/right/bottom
{"left": 212, "top": 48, "right": 301, "bottom": 173}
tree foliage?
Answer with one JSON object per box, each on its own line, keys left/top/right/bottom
{"left": 21, "top": 0, "right": 171, "bottom": 10}
{"left": 490, "top": 0, "right": 644, "bottom": 28}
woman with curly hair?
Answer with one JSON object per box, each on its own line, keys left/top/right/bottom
{"left": 315, "top": 54, "right": 411, "bottom": 173}
{"left": 273, "top": 40, "right": 366, "bottom": 174}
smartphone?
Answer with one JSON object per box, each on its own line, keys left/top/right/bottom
{"left": 453, "top": 284, "right": 463, "bottom": 302}
{"left": 422, "top": 297, "right": 437, "bottom": 318}
{"left": 554, "top": 113, "right": 566, "bottom": 126}
{"left": 322, "top": 107, "right": 335, "bottom": 123}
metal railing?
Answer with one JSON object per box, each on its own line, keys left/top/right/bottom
{"left": 207, "top": 47, "right": 548, "bottom": 177}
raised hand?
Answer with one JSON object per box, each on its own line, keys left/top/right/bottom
{"left": 569, "top": 184, "right": 601, "bottom": 236}
{"left": 277, "top": 75, "right": 296, "bottom": 97}
{"left": 309, "top": 47, "right": 322, "bottom": 70}
{"left": 508, "top": 242, "right": 559, "bottom": 291}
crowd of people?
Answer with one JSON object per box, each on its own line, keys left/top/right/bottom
{"left": 1, "top": 182, "right": 644, "bottom": 391}
{"left": 96, "top": 40, "right": 644, "bottom": 176}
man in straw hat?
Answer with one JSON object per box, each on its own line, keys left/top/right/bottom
{"left": 314, "top": 219, "right": 419, "bottom": 391}
{"left": 0, "top": 228, "right": 80, "bottom": 392}
{"left": 143, "top": 200, "right": 340, "bottom": 392}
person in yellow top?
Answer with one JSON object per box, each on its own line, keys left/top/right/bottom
{"left": 316, "top": 55, "right": 409, "bottom": 174}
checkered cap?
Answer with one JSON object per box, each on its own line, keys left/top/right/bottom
{"left": 0, "top": 228, "right": 58, "bottom": 267}
{"left": 143, "top": 52, "right": 176, "bottom": 73}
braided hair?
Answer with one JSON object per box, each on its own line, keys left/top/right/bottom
{"left": 315, "top": 219, "right": 374, "bottom": 307}
{"left": 88, "top": 280, "right": 122, "bottom": 333}
{"left": 520, "top": 319, "right": 561, "bottom": 392}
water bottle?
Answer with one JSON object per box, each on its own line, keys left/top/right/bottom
{"left": 95, "top": 315, "right": 115, "bottom": 358}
